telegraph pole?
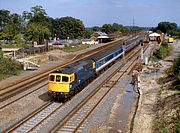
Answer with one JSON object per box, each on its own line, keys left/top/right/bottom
{"left": 133, "top": 17, "right": 135, "bottom": 36}
{"left": 140, "top": 39, "right": 144, "bottom": 62}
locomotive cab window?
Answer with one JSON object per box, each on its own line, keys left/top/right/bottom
{"left": 62, "top": 76, "right": 69, "bottom": 82}
{"left": 56, "top": 75, "right": 61, "bottom": 82}
{"left": 49, "top": 75, "right": 55, "bottom": 81}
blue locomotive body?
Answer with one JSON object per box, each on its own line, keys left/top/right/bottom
{"left": 70, "top": 60, "right": 95, "bottom": 92}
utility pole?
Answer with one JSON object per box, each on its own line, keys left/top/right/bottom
{"left": 133, "top": 17, "right": 136, "bottom": 36}
{"left": 140, "top": 39, "right": 144, "bottom": 62}
{"left": 132, "top": 17, "right": 135, "bottom": 36}
{"left": 133, "top": 17, "right": 135, "bottom": 28}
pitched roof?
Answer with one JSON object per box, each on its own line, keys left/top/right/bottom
{"left": 149, "top": 33, "right": 160, "bottom": 37}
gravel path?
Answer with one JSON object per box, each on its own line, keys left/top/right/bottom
{"left": 132, "top": 40, "right": 180, "bottom": 133}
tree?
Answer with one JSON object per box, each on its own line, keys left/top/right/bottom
{"left": 22, "top": 5, "right": 52, "bottom": 30}
{"left": 24, "top": 23, "right": 50, "bottom": 44}
{"left": 157, "top": 22, "right": 177, "bottom": 34}
{"left": 29, "top": 5, "right": 52, "bottom": 29}
{"left": 102, "top": 24, "right": 116, "bottom": 34}
{"left": 2, "top": 13, "right": 23, "bottom": 41}
{"left": 21, "top": 6, "right": 53, "bottom": 43}
{"left": 172, "top": 29, "right": 180, "bottom": 37}
{"left": 2, "top": 19, "right": 14, "bottom": 40}
{"left": 92, "top": 26, "right": 101, "bottom": 32}
{"left": 52, "top": 17, "right": 85, "bottom": 39}
{"left": 11, "top": 13, "right": 23, "bottom": 34}
{"left": 112, "top": 23, "right": 123, "bottom": 31}
{"left": 0, "top": 9, "right": 10, "bottom": 31}
{"left": 101, "top": 23, "right": 126, "bottom": 34}
{"left": 22, "top": 11, "right": 33, "bottom": 28}
{"left": 84, "top": 29, "right": 94, "bottom": 38}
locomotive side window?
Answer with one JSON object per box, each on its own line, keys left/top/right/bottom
{"left": 49, "top": 75, "right": 55, "bottom": 81}
{"left": 56, "top": 75, "right": 61, "bottom": 82}
{"left": 62, "top": 76, "right": 69, "bottom": 82}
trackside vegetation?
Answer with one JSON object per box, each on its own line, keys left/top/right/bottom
{"left": 153, "top": 55, "right": 180, "bottom": 133}
{"left": 153, "top": 42, "right": 171, "bottom": 60}
{"left": 0, "top": 48, "right": 22, "bottom": 80}
{"left": 167, "top": 55, "right": 180, "bottom": 90}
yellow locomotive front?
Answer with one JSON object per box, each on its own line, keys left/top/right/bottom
{"left": 48, "top": 73, "right": 75, "bottom": 98}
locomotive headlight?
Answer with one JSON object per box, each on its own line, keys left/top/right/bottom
{"left": 70, "top": 84, "right": 72, "bottom": 89}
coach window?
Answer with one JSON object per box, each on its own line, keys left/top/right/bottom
{"left": 62, "top": 76, "right": 69, "bottom": 82}
{"left": 56, "top": 75, "right": 61, "bottom": 82}
{"left": 49, "top": 75, "right": 55, "bottom": 81}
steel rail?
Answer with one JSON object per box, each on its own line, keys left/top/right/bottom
{"left": 4, "top": 101, "right": 53, "bottom": 132}
{"left": 0, "top": 35, "right": 139, "bottom": 105}
{"left": 0, "top": 82, "right": 48, "bottom": 109}
{"left": 0, "top": 36, "right": 131, "bottom": 91}
{"left": 52, "top": 44, "right": 142, "bottom": 132}
{"left": 0, "top": 36, "right": 144, "bottom": 109}
{"left": 4, "top": 37, "right": 147, "bottom": 133}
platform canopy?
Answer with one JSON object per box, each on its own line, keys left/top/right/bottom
{"left": 149, "top": 33, "right": 160, "bottom": 37}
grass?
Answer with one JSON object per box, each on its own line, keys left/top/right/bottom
{"left": 153, "top": 120, "right": 168, "bottom": 133}
{"left": 153, "top": 92, "right": 180, "bottom": 133}
{"left": 62, "top": 44, "right": 91, "bottom": 52}
{"left": 0, "top": 43, "right": 32, "bottom": 48}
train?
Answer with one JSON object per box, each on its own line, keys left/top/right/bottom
{"left": 48, "top": 35, "right": 143, "bottom": 100}
{"left": 168, "top": 37, "right": 174, "bottom": 43}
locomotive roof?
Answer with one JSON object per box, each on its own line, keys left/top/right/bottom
{"left": 52, "top": 59, "right": 93, "bottom": 74}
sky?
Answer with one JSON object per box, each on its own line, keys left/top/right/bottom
{"left": 0, "top": 0, "right": 180, "bottom": 27}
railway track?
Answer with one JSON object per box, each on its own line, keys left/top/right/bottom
{"left": 4, "top": 43, "right": 143, "bottom": 133}
{"left": 0, "top": 80, "right": 48, "bottom": 109}
{"left": 0, "top": 77, "right": 47, "bottom": 105}
{"left": 52, "top": 43, "right": 142, "bottom": 133}
{"left": 0, "top": 36, "right": 134, "bottom": 102}
{"left": 5, "top": 101, "right": 58, "bottom": 132}
{"left": 0, "top": 36, "right": 144, "bottom": 111}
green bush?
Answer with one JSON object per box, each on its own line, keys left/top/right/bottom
{"left": 0, "top": 58, "right": 22, "bottom": 80}
{"left": 172, "top": 56, "right": 180, "bottom": 78}
{"left": 153, "top": 42, "right": 170, "bottom": 60}
{"left": 161, "top": 41, "right": 168, "bottom": 47}
{"left": 167, "top": 55, "right": 180, "bottom": 90}
{"left": 153, "top": 119, "right": 168, "bottom": 133}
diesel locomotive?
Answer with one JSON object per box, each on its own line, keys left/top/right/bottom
{"left": 48, "top": 35, "right": 143, "bottom": 100}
